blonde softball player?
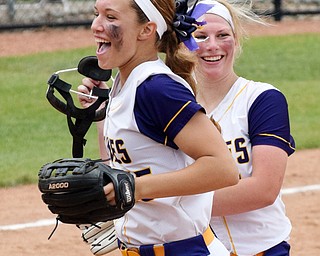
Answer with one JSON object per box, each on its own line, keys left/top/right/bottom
{"left": 77, "top": 0, "right": 239, "bottom": 255}
{"left": 193, "top": 0, "right": 295, "bottom": 255}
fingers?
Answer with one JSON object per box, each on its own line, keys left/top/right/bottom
{"left": 77, "top": 84, "right": 94, "bottom": 108}
{"left": 77, "top": 78, "right": 107, "bottom": 108}
{"left": 83, "top": 77, "right": 107, "bottom": 90}
{"left": 104, "top": 183, "right": 116, "bottom": 206}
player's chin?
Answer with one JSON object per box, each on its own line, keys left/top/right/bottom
{"left": 96, "top": 55, "right": 113, "bottom": 70}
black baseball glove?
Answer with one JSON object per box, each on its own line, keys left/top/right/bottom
{"left": 38, "top": 158, "right": 135, "bottom": 225}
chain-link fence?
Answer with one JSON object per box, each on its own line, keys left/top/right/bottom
{"left": 249, "top": 0, "right": 320, "bottom": 20}
{"left": 1, "top": 0, "right": 320, "bottom": 30}
{"left": 0, "top": 0, "right": 95, "bottom": 29}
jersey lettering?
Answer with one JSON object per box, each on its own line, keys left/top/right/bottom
{"left": 134, "top": 168, "right": 153, "bottom": 201}
{"left": 234, "top": 138, "right": 250, "bottom": 164}
{"left": 134, "top": 167, "right": 152, "bottom": 177}
{"left": 107, "top": 138, "right": 132, "bottom": 164}
{"left": 226, "top": 137, "right": 250, "bottom": 164}
{"left": 115, "top": 139, "right": 131, "bottom": 163}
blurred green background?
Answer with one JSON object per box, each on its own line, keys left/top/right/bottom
{"left": 0, "top": 33, "right": 319, "bottom": 187}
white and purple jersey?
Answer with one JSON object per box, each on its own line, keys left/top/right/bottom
{"left": 209, "top": 77, "right": 295, "bottom": 255}
{"left": 104, "top": 58, "right": 213, "bottom": 247}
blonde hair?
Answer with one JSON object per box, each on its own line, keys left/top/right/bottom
{"left": 214, "top": 0, "right": 267, "bottom": 57}
{"left": 132, "top": 0, "right": 197, "bottom": 93}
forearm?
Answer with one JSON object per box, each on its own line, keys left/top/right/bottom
{"left": 135, "top": 155, "right": 238, "bottom": 201}
{"left": 97, "top": 120, "right": 109, "bottom": 161}
{"left": 212, "top": 146, "right": 288, "bottom": 216}
{"left": 212, "top": 177, "right": 279, "bottom": 216}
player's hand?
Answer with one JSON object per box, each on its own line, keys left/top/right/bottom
{"left": 78, "top": 78, "right": 107, "bottom": 108}
{"left": 104, "top": 183, "right": 116, "bottom": 206}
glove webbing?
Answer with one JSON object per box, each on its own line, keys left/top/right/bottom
{"left": 45, "top": 158, "right": 110, "bottom": 240}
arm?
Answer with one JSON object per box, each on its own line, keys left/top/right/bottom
{"left": 212, "top": 145, "right": 288, "bottom": 216}
{"left": 212, "top": 89, "right": 294, "bottom": 216}
{"left": 96, "top": 120, "right": 109, "bottom": 161}
{"left": 106, "top": 111, "right": 239, "bottom": 202}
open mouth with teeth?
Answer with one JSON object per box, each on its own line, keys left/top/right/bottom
{"left": 202, "top": 55, "right": 223, "bottom": 62}
{"left": 96, "top": 39, "right": 111, "bottom": 54}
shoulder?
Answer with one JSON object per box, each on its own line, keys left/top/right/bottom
{"left": 242, "top": 79, "right": 278, "bottom": 103}
{"left": 137, "top": 74, "right": 195, "bottom": 100}
{"left": 234, "top": 78, "right": 288, "bottom": 109}
{"left": 249, "top": 85, "right": 287, "bottom": 110}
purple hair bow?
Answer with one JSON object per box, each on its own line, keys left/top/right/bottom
{"left": 173, "top": 0, "right": 213, "bottom": 51}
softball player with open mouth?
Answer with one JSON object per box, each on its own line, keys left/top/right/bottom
{"left": 77, "top": 0, "right": 239, "bottom": 255}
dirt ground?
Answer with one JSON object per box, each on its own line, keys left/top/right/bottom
{"left": 1, "top": 19, "right": 320, "bottom": 57}
{"left": 0, "top": 19, "right": 319, "bottom": 256}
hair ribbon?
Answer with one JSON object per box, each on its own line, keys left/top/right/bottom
{"left": 173, "top": 0, "right": 214, "bottom": 51}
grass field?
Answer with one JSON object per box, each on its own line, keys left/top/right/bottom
{"left": 0, "top": 34, "right": 319, "bottom": 187}
{"left": 235, "top": 34, "right": 320, "bottom": 149}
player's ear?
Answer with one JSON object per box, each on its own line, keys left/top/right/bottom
{"left": 138, "top": 21, "right": 157, "bottom": 41}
